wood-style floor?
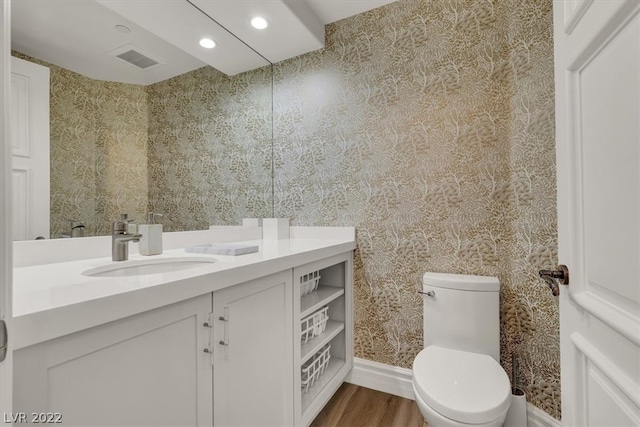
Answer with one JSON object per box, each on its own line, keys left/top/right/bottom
{"left": 311, "top": 383, "right": 428, "bottom": 427}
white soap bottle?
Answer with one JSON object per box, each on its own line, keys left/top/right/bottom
{"left": 139, "top": 212, "right": 163, "bottom": 256}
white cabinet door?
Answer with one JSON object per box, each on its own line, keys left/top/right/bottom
{"left": 213, "top": 270, "right": 293, "bottom": 427}
{"left": 13, "top": 295, "right": 213, "bottom": 427}
{"left": 554, "top": 1, "right": 640, "bottom": 425}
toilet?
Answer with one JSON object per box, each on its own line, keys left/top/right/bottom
{"left": 412, "top": 272, "right": 512, "bottom": 427}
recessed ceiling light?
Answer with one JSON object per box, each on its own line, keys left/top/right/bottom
{"left": 251, "top": 16, "right": 269, "bottom": 30}
{"left": 115, "top": 25, "right": 131, "bottom": 34}
{"left": 199, "top": 38, "right": 216, "bottom": 49}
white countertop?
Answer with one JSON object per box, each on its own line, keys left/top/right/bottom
{"left": 13, "top": 229, "right": 355, "bottom": 349}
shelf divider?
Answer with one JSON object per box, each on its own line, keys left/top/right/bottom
{"left": 301, "top": 286, "right": 344, "bottom": 318}
{"left": 301, "top": 357, "right": 345, "bottom": 414}
{"left": 300, "top": 321, "right": 344, "bottom": 364}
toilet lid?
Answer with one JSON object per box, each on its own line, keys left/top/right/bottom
{"left": 412, "top": 346, "right": 511, "bottom": 424}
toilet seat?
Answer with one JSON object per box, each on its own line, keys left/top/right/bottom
{"left": 412, "top": 346, "right": 511, "bottom": 424}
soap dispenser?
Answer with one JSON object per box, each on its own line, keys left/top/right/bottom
{"left": 139, "top": 212, "right": 163, "bottom": 256}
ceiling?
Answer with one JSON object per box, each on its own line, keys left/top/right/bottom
{"left": 11, "top": 0, "right": 397, "bottom": 85}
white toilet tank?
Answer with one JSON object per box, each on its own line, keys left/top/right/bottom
{"left": 422, "top": 272, "right": 501, "bottom": 361}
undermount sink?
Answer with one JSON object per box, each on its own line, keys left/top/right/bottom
{"left": 82, "top": 257, "right": 217, "bottom": 278}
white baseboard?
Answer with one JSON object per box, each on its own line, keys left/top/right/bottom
{"left": 345, "top": 357, "right": 562, "bottom": 427}
{"left": 527, "top": 403, "right": 562, "bottom": 427}
{"left": 345, "top": 357, "right": 414, "bottom": 400}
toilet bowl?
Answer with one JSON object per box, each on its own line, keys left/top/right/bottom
{"left": 412, "top": 346, "right": 511, "bottom": 427}
{"left": 412, "top": 273, "right": 512, "bottom": 426}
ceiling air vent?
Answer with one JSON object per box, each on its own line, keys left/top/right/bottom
{"left": 108, "top": 44, "right": 165, "bottom": 70}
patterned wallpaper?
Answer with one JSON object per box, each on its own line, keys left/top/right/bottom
{"left": 12, "top": 52, "right": 273, "bottom": 237}
{"left": 12, "top": 52, "right": 149, "bottom": 238}
{"left": 15, "top": 0, "right": 559, "bottom": 418}
{"left": 272, "top": 0, "right": 560, "bottom": 419}
{"left": 146, "top": 65, "right": 273, "bottom": 232}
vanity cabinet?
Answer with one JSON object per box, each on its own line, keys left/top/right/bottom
{"left": 211, "top": 270, "right": 294, "bottom": 426}
{"left": 13, "top": 295, "right": 213, "bottom": 426}
{"left": 13, "top": 251, "right": 353, "bottom": 427}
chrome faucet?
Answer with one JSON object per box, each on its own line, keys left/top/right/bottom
{"left": 60, "top": 220, "right": 86, "bottom": 238}
{"left": 112, "top": 214, "right": 142, "bottom": 261}
{"left": 69, "top": 220, "right": 86, "bottom": 238}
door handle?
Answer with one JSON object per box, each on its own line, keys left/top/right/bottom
{"left": 539, "top": 265, "right": 569, "bottom": 296}
{"left": 0, "top": 319, "right": 7, "bottom": 362}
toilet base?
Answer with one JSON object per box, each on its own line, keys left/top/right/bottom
{"left": 412, "top": 383, "right": 507, "bottom": 427}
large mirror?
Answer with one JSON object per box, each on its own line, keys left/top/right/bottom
{"left": 11, "top": 0, "right": 274, "bottom": 240}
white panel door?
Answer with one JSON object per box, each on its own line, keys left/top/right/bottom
{"left": 554, "top": 1, "right": 640, "bottom": 425}
{"left": 0, "top": 0, "right": 13, "bottom": 418}
{"left": 10, "top": 56, "right": 49, "bottom": 240}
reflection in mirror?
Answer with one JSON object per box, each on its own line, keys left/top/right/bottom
{"left": 10, "top": 0, "right": 273, "bottom": 240}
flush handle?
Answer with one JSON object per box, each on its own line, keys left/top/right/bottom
{"left": 538, "top": 265, "right": 569, "bottom": 297}
{"left": 418, "top": 290, "right": 436, "bottom": 297}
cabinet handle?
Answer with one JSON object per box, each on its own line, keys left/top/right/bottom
{"left": 220, "top": 307, "right": 229, "bottom": 348}
{"left": 203, "top": 322, "right": 212, "bottom": 328}
{"left": 203, "top": 348, "right": 211, "bottom": 353}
